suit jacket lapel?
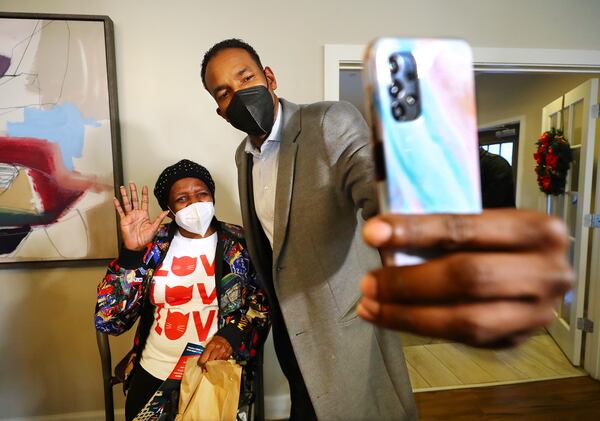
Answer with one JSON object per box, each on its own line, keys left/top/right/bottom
{"left": 237, "top": 150, "right": 253, "bottom": 238}
{"left": 273, "top": 98, "right": 301, "bottom": 263}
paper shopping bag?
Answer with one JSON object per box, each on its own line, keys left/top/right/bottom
{"left": 175, "top": 358, "right": 242, "bottom": 421}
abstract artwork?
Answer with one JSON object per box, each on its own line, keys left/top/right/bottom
{"left": 0, "top": 13, "right": 122, "bottom": 263}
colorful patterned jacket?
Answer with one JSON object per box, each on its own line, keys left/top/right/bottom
{"left": 95, "top": 220, "right": 270, "bottom": 384}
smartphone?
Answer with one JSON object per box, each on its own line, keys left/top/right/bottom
{"left": 362, "top": 38, "right": 482, "bottom": 266}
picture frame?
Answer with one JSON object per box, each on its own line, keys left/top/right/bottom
{"left": 0, "top": 12, "right": 123, "bottom": 265}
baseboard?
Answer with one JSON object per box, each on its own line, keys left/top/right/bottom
{"left": 2, "top": 397, "right": 290, "bottom": 421}
{"left": 264, "top": 393, "right": 291, "bottom": 421}
{"left": 2, "top": 408, "right": 125, "bottom": 421}
{"left": 3, "top": 395, "right": 292, "bottom": 421}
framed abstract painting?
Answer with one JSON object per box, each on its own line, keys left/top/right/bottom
{"left": 0, "top": 13, "right": 123, "bottom": 264}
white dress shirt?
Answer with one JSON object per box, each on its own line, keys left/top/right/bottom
{"left": 244, "top": 102, "right": 282, "bottom": 247}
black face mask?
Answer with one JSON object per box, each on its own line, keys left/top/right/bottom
{"left": 225, "top": 85, "right": 275, "bottom": 136}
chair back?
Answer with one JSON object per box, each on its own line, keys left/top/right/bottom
{"left": 96, "top": 331, "right": 122, "bottom": 421}
{"left": 96, "top": 330, "right": 264, "bottom": 421}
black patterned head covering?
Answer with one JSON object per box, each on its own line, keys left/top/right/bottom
{"left": 153, "top": 159, "right": 215, "bottom": 210}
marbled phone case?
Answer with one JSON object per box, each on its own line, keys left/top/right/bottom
{"left": 363, "top": 38, "right": 482, "bottom": 266}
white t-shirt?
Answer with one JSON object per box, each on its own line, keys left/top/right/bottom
{"left": 140, "top": 230, "right": 219, "bottom": 380}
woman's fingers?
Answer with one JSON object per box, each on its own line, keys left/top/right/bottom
{"left": 118, "top": 183, "right": 152, "bottom": 216}
{"left": 119, "top": 185, "right": 132, "bottom": 213}
{"left": 129, "top": 182, "right": 140, "bottom": 210}
{"left": 198, "top": 339, "right": 232, "bottom": 364}
{"left": 141, "top": 185, "right": 149, "bottom": 211}
{"left": 113, "top": 197, "right": 125, "bottom": 218}
{"left": 151, "top": 210, "right": 170, "bottom": 231}
{"left": 199, "top": 345, "right": 216, "bottom": 365}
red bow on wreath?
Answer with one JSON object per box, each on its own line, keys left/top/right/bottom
{"left": 533, "top": 128, "right": 572, "bottom": 195}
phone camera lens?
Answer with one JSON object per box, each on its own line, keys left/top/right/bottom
{"left": 389, "top": 56, "right": 399, "bottom": 74}
{"left": 389, "top": 80, "right": 403, "bottom": 97}
{"left": 405, "top": 94, "right": 417, "bottom": 105}
{"left": 391, "top": 101, "right": 405, "bottom": 120}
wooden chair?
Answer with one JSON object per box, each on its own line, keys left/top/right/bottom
{"left": 96, "top": 331, "right": 122, "bottom": 421}
{"left": 96, "top": 330, "right": 265, "bottom": 421}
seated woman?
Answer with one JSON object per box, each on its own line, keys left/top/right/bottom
{"left": 95, "top": 159, "right": 269, "bottom": 420}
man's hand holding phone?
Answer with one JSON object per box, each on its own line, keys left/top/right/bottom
{"left": 357, "top": 209, "right": 573, "bottom": 348}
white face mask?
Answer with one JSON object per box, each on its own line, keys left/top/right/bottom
{"left": 171, "top": 202, "right": 215, "bottom": 236}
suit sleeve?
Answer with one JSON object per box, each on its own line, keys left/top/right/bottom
{"left": 322, "top": 101, "right": 379, "bottom": 220}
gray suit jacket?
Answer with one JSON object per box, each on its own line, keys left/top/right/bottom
{"left": 235, "top": 98, "right": 417, "bottom": 420}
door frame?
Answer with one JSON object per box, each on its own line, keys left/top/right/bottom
{"left": 324, "top": 45, "right": 600, "bottom": 101}
{"left": 323, "top": 44, "right": 600, "bottom": 379}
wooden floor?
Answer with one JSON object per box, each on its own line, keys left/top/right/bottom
{"left": 401, "top": 332, "right": 586, "bottom": 391}
{"left": 414, "top": 376, "right": 600, "bottom": 420}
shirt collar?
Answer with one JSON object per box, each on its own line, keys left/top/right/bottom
{"left": 245, "top": 101, "right": 282, "bottom": 157}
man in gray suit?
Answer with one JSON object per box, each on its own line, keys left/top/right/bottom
{"left": 201, "top": 39, "right": 571, "bottom": 420}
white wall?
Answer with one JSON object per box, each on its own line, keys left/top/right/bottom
{"left": 1, "top": 0, "right": 600, "bottom": 418}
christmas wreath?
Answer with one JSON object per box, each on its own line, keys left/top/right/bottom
{"left": 533, "top": 128, "right": 572, "bottom": 195}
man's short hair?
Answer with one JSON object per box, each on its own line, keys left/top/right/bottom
{"left": 201, "top": 38, "right": 263, "bottom": 90}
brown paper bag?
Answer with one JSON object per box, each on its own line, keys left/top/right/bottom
{"left": 175, "top": 357, "right": 242, "bottom": 421}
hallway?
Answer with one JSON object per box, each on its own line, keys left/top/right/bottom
{"left": 403, "top": 332, "right": 585, "bottom": 391}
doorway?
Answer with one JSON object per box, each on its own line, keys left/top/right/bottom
{"left": 478, "top": 122, "right": 519, "bottom": 180}
{"left": 336, "top": 58, "right": 600, "bottom": 387}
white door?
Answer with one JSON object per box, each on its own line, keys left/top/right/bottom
{"left": 541, "top": 78, "right": 598, "bottom": 365}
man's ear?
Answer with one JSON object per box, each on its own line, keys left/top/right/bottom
{"left": 264, "top": 66, "right": 277, "bottom": 91}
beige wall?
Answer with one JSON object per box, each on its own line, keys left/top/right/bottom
{"left": 1, "top": 0, "right": 600, "bottom": 418}
{"left": 0, "top": 266, "right": 135, "bottom": 417}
